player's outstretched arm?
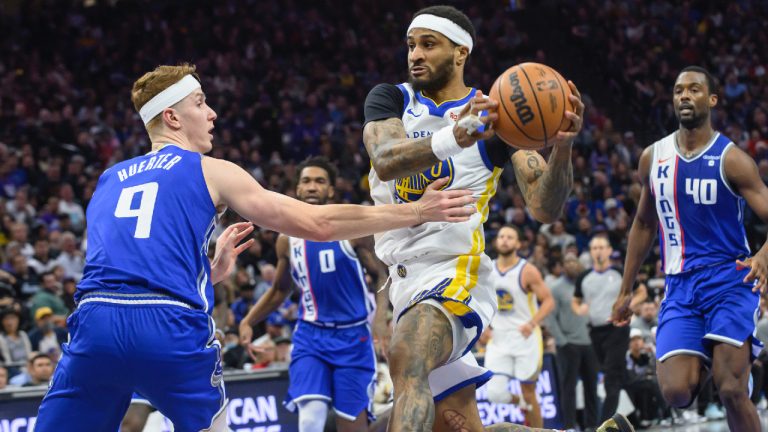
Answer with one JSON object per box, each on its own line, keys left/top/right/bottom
{"left": 611, "top": 147, "right": 657, "bottom": 325}
{"left": 203, "top": 157, "right": 476, "bottom": 242}
{"left": 210, "top": 222, "right": 255, "bottom": 284}
{"left": 726, "top": 146, "right": 768, "bottom": 292}
{"left": 363, "top": 91, "right": 497, "bottom": 181}
{"left": 510, "top": 81, "right": 584, "bottom": 223}
{"left": 239, "top": 235, "right": 293, "bottom": 345}
{"left": 519, "top": 263, "right": 554, "bottom": 338}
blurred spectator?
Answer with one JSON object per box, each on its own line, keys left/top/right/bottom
{"left": 9, "top": 223, "right": 34, "bottom": 259}
{"left": 52, "top": 232, "right": 84, "bottom": 282}
{"left": 57, "top": 184, "right": 85, "bottom": 234}
{"left": 27, "top": 239, "right": 57, "bottom": 275}
{"left": 626, "top": 328, "right": 667, "bottom": 427}
{"left": 0, "top": 308, "right": 32, "bottom": 366}
{"left": 255, "top": 263, "right": 276, "bottom": 301}
{"left": 222, "top": 329, "right": 247, "bottom": 370}
{"left": 21, "top": 353, "right": 54, "bottom": 387}
{"left": 6, "top": 187, "right": 35, "bottom": 225}
{"left": 273, "top": 336, "right": 292, "bottom": 364}
{"left": 630, "top": 301, "right": 658, "bottom": 344}
{"left": 28, "top": 307, "right": 67, "bottom": 359}
{"left": 546, "top": 254, "right": 598, "bottom": 430}
{"left": 540, "top": 220, "right": 576, "bottom": 253}
{"left": 231, "top": 283, "right": 257, "bottom": 327}
{"left": 573, "top": 235, "right": 631, "bottom": 423}
{"left": 8, "top": 254, "right": 40, "bottom": 300}
{"left": 0, "top": 365, "right": 9, "bottom": 390}
{"left": 29, "top": 272, "right": 69, "bottom": 322}
{"left": 60, "top": 277, "right": 77, "bottom": 312}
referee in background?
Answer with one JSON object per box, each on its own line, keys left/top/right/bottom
{"left": 572, "top": 234, "right": 646, "bottom": 422}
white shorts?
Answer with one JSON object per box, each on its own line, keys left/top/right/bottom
{"left": 484, "top": 328, "right": 543, "bottom": 382}
{"left": 389, "top": 254, "right": 497, "bottom": 399}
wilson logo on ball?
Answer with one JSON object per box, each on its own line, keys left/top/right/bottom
{"left": 507, "top": 71, "right": 535, "bottom": 125}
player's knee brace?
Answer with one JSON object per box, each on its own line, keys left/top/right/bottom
{"left": 486, "top": 375, "right": 512, "bottom": 404}
{"left": 298, "top": 399, "right": 329, "bottom": 432}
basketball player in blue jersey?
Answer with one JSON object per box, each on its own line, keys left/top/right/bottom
{"left": 611, "top": 66, "right": 768, "bottom": 432}
{"left": 363, "top": 5, "right": 631, "bottom": 432}
{"left": 32, "top": 63, "right": 476, "bottom": 432}
{"left": 119, "top": 222, "right": 255, "bottom": 432}
{"left": 238, "top": 156, "right": 387, "bottom": 432}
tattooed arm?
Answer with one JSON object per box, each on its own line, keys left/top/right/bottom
{"left": 362, "top": 90, "right": 498, "bottom": 181}
{"left": 510, "top": 81, "right": 585, "bottom": 223}
{"left": 363, "top": 117, "right": 439, "bottom": 181}
{"left": 511, "top": 146, "right": 574, "bottom": 224}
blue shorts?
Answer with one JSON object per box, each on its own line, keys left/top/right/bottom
{"left": 284, "top": 321, "right": 376, "bottom": 421}
{"left": 657, "top": 260, "right": 763, "bottom": 363}
{"left": 34, "top": 297, "right": 225, "bottom": 432}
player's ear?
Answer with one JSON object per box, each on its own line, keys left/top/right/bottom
{"left": 455, "top": 45, "right": 469, "bottom": 67}
{"left": 327, "top": 186, "right": 335, "bottom": 200}
{"left": 709, "top": 92, "right": 718, "bottom": 108}
{"left": 162, "top": 108, "right": 181, "bottom": 129}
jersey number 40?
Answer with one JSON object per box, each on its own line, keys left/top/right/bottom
{"left": 114, "top": 182, "right": 159, "bottom": 239}
{"left": 685, "top": 178, "right": 717, "bottom": 205}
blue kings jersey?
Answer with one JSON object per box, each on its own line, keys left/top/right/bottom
{"left": 288, "top": 237, "right": 373, "bottom": 324}
{"left": 77, "top": 144, "right": 218, "bottom": 312}
{"left": 650, "top": 132, "right": 750, "bottom": 275}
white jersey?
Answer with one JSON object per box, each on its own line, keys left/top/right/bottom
{"left": 368, "top": 83, "right": 502, "bottom": 266}
{"left": 490, "top": 258, "right": 536, "bottom": 333}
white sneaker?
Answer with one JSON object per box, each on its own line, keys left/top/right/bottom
{"left": 757, "top": 397, "right": 768, "bottom": 410}
{"left": 682, "top": 409, "right": 706, "bottom": 424}
{"left": 704, "top": 403, "right": 725, "bottom": 420}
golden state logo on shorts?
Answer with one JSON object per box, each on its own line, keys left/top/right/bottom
{"left": 394, "top": 159, "right": 455, "bottom": 203}
{"left": 496, "top": 289, "right": 514, "bottom": 311}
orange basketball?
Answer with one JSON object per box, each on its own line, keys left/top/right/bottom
{"left": 489, "top": 62, "right": 574, "bottom": 150}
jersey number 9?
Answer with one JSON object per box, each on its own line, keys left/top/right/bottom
{"left": 114, "top": 182, "right": 159, "bottom": 239}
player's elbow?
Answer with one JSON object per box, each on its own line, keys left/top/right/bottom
{"left": 371, "top": 159, "right": 397, "bottom": 182}
{"left": 530, "top": 208, "right": 561, "bottom": 225}
{"left": 307, "top": 219, "right": 335, "bottom": 243}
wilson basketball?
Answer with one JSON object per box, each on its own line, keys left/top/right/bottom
{"left": 490, "top": 62, "right": 574, "bottom": 150}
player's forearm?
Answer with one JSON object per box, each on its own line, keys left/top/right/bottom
{"left": 536, "top": 143, "right": 573, "bottom": 221}
{"left": 241, "top": 289, "right": 287, "bottom": 326}
{"left": 531, "top": 297, "right": 554, "bottom": 326}
{"left": 621, "top": 217, "right": 657, "bottom": 295}
{"left": 629, "top": 284, "right": 648, "bottom": 311}
{"left": 313, "top": 203, "right": 423, "bottom": 241}
{"left": 517, "top": 146, "right": 573, "bottom": 224}
{"left": 370, "top": 136, "right": 440, "bottom": 181}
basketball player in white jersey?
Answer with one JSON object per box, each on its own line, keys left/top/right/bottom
{"left": 485, "top": 226, "right": 554, "bottom": 428}
{"left": 363, "top": 5, "right": 632, "bottom": 432}
{"left": 611, "top": 66, "right": 768, "bottom": 431}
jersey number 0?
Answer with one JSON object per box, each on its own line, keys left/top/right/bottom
{"left": 114, "top": 182, "right": 159, "bottom": 238}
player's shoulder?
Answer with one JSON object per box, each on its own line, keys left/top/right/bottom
{"left": 365, "top": 83, "right": 406, "bottom": 104}
{"left": 363, "top": 83, "right": 406, "bottom": 126}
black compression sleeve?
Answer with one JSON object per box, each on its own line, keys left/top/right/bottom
{"left": 363, "top": 83, "right": 404, "bottom": 126}
{"left": 485, "top": 136, "right": 516, "bottom": 168}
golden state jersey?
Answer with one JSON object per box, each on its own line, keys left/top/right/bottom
{"left": 368, "top": 83, "right": 503, "bottom": 266}
{"left": 490, "top": 258, "right": 536, "bottom": 333}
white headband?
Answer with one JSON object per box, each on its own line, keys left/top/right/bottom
{"left": 138, "top": 75, "right": 201, "bottom": 125}
{"left": 407, "top": 14, "right": 473, "bottom": 53}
